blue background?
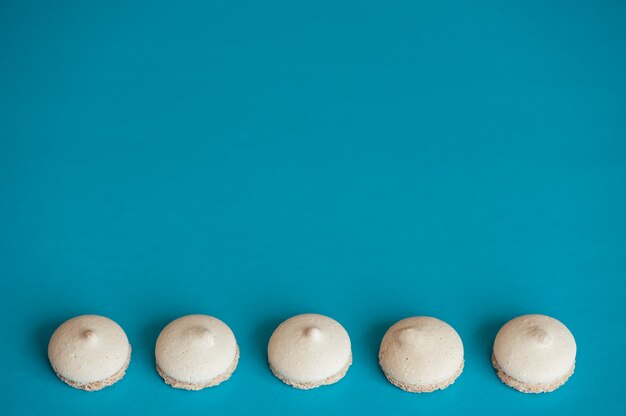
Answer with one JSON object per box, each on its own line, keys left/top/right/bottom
{"left": 1, "top": 1, "right": 625, "bottom": 415}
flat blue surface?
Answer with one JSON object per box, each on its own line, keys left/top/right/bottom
{"left": 1, "top": 1, "right": 625, "bottom": 415}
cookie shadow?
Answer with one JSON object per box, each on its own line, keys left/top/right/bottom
{"left": 364, "top": 319, "right": 395, "bottom": 381}
{"left": 475, "top": 318, "right": 508, "bottom": 369}
{"left": 140, "top": 317, "right": 172, "bottom": 375}
{"left": 33, "top": 316, "right": 76, "bottom": 381}
{"left": 34, "top": 319, "right": 63, "bottom": 362}
{"left": 251, "top": 316, "right": 285, "bottom": 374}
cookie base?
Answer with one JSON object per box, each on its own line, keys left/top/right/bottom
{"left": 270, "top": 355, "right": 352, "bottom": 390}
{"left": 381, "top": 360, "right": 464, "bottom": 393}
{"left": 156, "top": 346, "right": 240, "bottom": 390}
{"left": 54, "top": 346, "right": 131, "bottom": 392}
{"left": 492, "top": 354, "right": 574, "bottom": 393}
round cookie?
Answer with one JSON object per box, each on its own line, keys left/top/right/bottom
{"left": 492, "top": 314, "right": 576, "bottom": 393}
{"left": 155, "top": 314, "right": 239, "bottom": 390}
{"left": 48, "top": 315, "right": 131, "bottom": 391}
{"left": 379, "top": 317, "right": 464, "bottom": 393}
{"left": 268, "top": 313, "right": 352, "bottom": 389}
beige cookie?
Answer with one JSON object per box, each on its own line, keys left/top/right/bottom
{"left": 492, "top": 314, "right": 576, "bottom": 393}
{"left": 379, "top": 316, "right": 464, "bottom": 393}
{"left": 268, "top": 313, "right": 352, "bottom": 389}
{"left": 155, "top": 314, "right": 239, "bottom": 390}
{"left": 48, "top": 315, "right": 131, "bottom": 391}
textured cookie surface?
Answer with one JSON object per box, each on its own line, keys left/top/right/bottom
{"left": 268, "top": 313, "right": 352, "bottom": 388}
{"left": 155, "top": 314, "right": 239, "bottom": 389}
{"left": 492, "top": 353, "right": 574, "bottom": 393}
{"left": 48, "top": 315, "right": 131, "bottom": 390}
{"left": 379, "top": 316, "right": 464, "bottom": 392}
{"left": 492, "top": 314, "right": 576, "bottom": 391}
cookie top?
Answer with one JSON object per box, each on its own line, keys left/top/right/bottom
{"left": 379, "top": 317, "right": 464, "bottom": 387}
{"left": 268, "top": 314, "right": 351, "bottom": 385}
{"left": 48, "top": 315, "right": 131, "bottom": 385}
{"left": 493, "top": 314, "right": 576, "bottom": 385}
{"left": 155, "top": 315, "right": 238, "bottom": 385}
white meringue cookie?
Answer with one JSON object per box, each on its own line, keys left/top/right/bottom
{"left": 155, "top": 314, "right": 239, "bottom": 390}
{"left": 492, "top": 314, "right": 576, "bottom": 393}
{"left": 379, "top": 316, "right": 464, "bottom": 392}
{"left": 48, "top": 315, "right": 131, "bottom": 391}
{"left": 268, "top": 314, "right": 352, "bottom": 389}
